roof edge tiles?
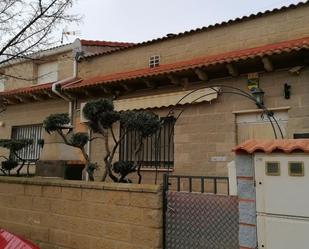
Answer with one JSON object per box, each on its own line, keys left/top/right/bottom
{"left": 233, "top": 139, "right": 309, "bottom": 154}
{"left": 80, "top": 39, "right": 135, "bottom": 47}
{"left": 82, "top": 1, "right": 309, "bottom": 59}
{"left": 64, "top": 36, "right": 309, "bottom": 90}
{"left": 0, "top": 78, "right": 82, "bottom": 97}
{"left": 0, "top": 39, "right": 134, "bottom": 68}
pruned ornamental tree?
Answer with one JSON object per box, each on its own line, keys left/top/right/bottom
{"left": 0, "top": 138, "right": 33, "bottom": 175}
{"left": 43, "top": 99, "right": 161, "bottom": 183}
{"left": 83, "top": 98, "right": 161, "bottom": 183}
{"left": 43, "top": 113, "right": 96, "bottom": 181}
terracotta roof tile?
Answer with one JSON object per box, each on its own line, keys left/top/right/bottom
{"left": 233, "top": 139, "right": 309, "bottom": 154}
{"left": 64, "top": 36, "right": 309, "bottom": 90}
{"left": 80, "top": 39, "right": 134, "bottom": 47}
{"left": 83, "top": 1, "right": 309, "bottom": 59}
{"left": 0, "top": 82, "right": 54, "bottom": 96}
{"left": 0, "top": 78, "right": 81, "bottom": 97}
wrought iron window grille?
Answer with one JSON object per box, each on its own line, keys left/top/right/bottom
{"left": 10, "top": 124, "right": 43, "bottom": 163}
{"left": 119, "top": 116, "right": 175, "bottom": 169}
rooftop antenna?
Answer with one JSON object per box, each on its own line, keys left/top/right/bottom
{"left": 61, "top": 27, "right": 81, "bottom": 44}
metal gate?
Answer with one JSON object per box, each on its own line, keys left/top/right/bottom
{"left": 163, "top": 174, "right": 239, "bottom": 249}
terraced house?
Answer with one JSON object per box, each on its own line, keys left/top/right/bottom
{"left": 0, "top": 1, "right": 309, "bottom": 184}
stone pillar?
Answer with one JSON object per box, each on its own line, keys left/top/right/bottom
{"left": 235, "top": 154, "right": 257, "bottom": 249}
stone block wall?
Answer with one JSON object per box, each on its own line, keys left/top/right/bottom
{"left": 0, "top": 177, "right": 163, "bottom": 249}
{"left": 75, "top": 68, "right": 309, "bottom": 183}
{"left": 2, "top": 51, "right": 74, "bottom": 91}
{"left": 78, "top": 5, "right": 309, "bottom": 79}
{"left": 0, "top": 99, "right": 70, "bottom": 160}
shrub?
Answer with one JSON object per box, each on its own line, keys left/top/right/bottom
{"left": 43, "top": 113, "right": 70, "bottom": 133}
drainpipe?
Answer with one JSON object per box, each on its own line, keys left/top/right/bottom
{"left": 52, "top": 45, "right": 91, "bottom": 180}
{"left": 51, "top": 53, "right": 78, "bottom": 122}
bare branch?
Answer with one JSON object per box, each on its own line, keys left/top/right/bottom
{"left": 0, "top": 0, "right": 80, "bottom": 66}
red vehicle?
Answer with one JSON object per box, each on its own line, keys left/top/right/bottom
{"left": 0, "top": 229, "right": 40, "bottom": 249}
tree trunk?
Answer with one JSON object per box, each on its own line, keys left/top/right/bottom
{"left": 137, "top": 162, "right": 143, "bottom": 184}
{"left": 16, "top": 161, "right": 25, "bottom": 176}
{"left": 134, "top": 139, "right": 144, "bottom": 184}
{"left": 86, "top": 164, "right": 95, "bottom": 181}
{"left": 101, "top": 129, "right": 118, "bottom": 182}
{"left": 82, "top": 163, "right": 94, "bottom": 181}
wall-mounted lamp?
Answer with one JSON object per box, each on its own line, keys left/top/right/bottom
{"left": 251, "top": 87, "right": 265, "bottom": 107}
{"left": 284, "top": 83, "right": 291, "bottom": 99}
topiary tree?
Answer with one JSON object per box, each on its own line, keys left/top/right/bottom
{"left": 83, "top": 98, "right": 161, "bottom": 183}
{"left": 43, "top": 113, "right": 96, "bottom": 181}
{"left": 43, "top": 99, "right": 161, "bottom": 183}
{"left": 0, "top": 138, "right": 33, "bottom": 176}
{"left": 119, "top": 110, "right": 161, "bottom": 183}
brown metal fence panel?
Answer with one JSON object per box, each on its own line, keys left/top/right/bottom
{"left": 165, "top": 191, "right": 239, "bottom": 249}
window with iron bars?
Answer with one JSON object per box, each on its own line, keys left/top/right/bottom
{"left": 119, "top": 117, "right": 175, "bottom": 169}
{"left": 11, "top": 124, "right": 43, "bottom": 162}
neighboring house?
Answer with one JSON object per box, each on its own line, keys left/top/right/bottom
{"left": 0, "top": 2, "right": 309, "bottom": 182}
{"left": 0, "top": 40, "right": 133, "bottom": 166}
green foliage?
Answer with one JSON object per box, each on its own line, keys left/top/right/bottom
{"left": 43, "top": 113, "right": 70, "bottom": 133}
{"left": 41, "top": 98, "right": 162, "bottom": 182}
{"left": 0, "top": 139, "right": 11, "bottom": 148}
{"left": 1, "top": 160, "right": 18, "bottom": 170}
{"left": 120, "top": 111, "right": 160, "bottom": 137}
{"left": 37, "top": 139, "right": 45, "bottom": 148}
{"left": 83, "top": 99, "right": 114, "bottom": 119}
{"left": 87, "top": 163, "right": 98, "bottom": 172}
{"left": 113, "top": 161, "right": 135, "bottom": 182}
{"left": 0, "top": 139, "right": 32, "bottom": 173}
{"left": 69, "top": 132, "right": 89, "bottom": 148}
{"left": 83, "top": 99, "right": 120, "bottom": 131}
{"left": 83, "top": 99, "right": 160, "bottom": 137}
{"left": 0, "top": 139, "right": 33, "bottom": 152}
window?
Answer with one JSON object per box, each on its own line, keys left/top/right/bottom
{"left": 265, "top": 161, "right": 280, "bottom": 176}
{"left": 11, "top": 124, "right": 43, "bottom": 162}
{"left": 149, "top": 55, "right": 160, "bottom": 68}
{"left": 288, "top": 162, "right": 304, "bottom": 176}
{"left": 119, "top": 117, "right": 174, "bottom": 169}
{"left": 37, "top": 61, "right": 58, "bottom": 84}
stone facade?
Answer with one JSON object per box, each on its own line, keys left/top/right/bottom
{"left": 0, "top": 99, "right": 68, "bottom": 159}
{"left": 0, "top": 177, "right": 163, "bottom": 249}
{"left": 1, "top": 51, "right": 74, "bottom": 91}
{"left": 78, "top": 5, "right": 309, "bottom": 78}
{"left": 0, "top": 4, "right": 309, "bottom": 183}
{"left": 1, "top": 61, "right": 309, "bottom": 183}
{"left": 76, "top": 68, "right": 309, "bottom": 183}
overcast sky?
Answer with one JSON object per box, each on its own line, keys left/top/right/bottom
{"left": 62, "top": 0, "right": 305, "bottom": 43}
